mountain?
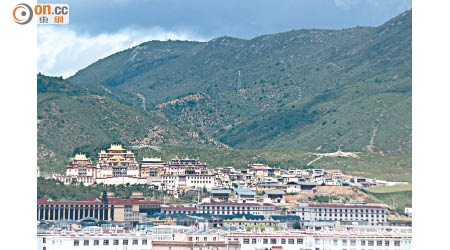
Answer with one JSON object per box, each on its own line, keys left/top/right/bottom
{"left": 37, "top": 74, "right": 223, "bottom": 172}
{"left": 67, "top": 10, "right": 411, "bottom": 156}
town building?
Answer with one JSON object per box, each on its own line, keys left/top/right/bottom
{"left": 234, "top": 188, "right": 257, "bottom": 203}
{"left": 286, "top": 181, "right": 317, "bottom": 193}
{"left": 153, "top": 229, "right": 241, "bottom": 250}
{"left": 263, "top": 190, "right": 285, "bottom": 203}
{"left": 161, "top": 206, "right": 197, "bottom": 216}
{"left": 247, "top": 164, "right": 281, "bottom": 177}
{"left": 197, "top": 203, "right": 277, "bottom": 216}
{"left": 296, "top": 203, "right": 387, "bottom": 226}
{"left": 37, "top": 229, "right": 152, "bottom": 250}
{"left": 161, "top": 174, "right": 215, "bottom": 192}
{"left": 211, "top": 189, "right": 232, "bottom": 201}
{"left": 37, "top": 192, "right": 161, "bottom": 223}
{"left": 224, "top": 230, "right": 412, "bottom": 250}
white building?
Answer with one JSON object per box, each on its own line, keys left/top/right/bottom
{"left": 296, "top": 203, "right": 387, "bottom": 226}
{"left": 197, "top": 202, "right": 278, "bottom": 216}
{"left": 37, "top": 229, "right": 152, "bottom": 250}
{"left": 225, "top": 230, "right": 412, "bottom": 250}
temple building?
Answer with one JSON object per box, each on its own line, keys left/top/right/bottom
{"left": 66, "top": 154, "right": 95, "bottom": 178}
{"left": 53, "top": 154, "right": 96, "bottom": 186}
{"left": 164, "top": 158, "right": 209, "bottom": 175}
{"left": 96, "top": 144, "right": 139, "bottom": 178}
{"left": 140, "top": 157, "right": 165, "bottom": 178}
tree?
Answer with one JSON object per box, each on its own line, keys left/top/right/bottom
{"left": 101, "top": 191, "right": 108, "bottom": 204}
{"left": 293, "top": 221, "right": 301, "bottom": 230}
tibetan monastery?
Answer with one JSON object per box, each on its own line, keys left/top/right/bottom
{"left": 96, "top": 144, "right": 139, "bottom": 178}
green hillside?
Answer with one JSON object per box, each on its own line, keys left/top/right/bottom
{"left": 68, "top": 10, "right": 411, "bottom": 155}
{"left": 37, "top": 75, "right": 221, "bottom": 173}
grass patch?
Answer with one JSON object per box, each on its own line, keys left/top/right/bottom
{"left": 365, "top": 184, "right": 412, "bottom": 193}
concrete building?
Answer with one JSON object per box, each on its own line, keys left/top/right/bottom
{"left": 211, "top": 189, "right": 232, "bottom": 201}
{"left": 37, "top": 193, "right": 161, "bottom": 223}
{"left": 263, "top": 190, "right": 285, "bottom": 203}
{"left": 197, "top": 203, "right": 277, "bottom": 216}
{"left": 296, "top": 203, "right": 387, "bottom": 226}
{"left": 224, "top": 230, "right": 412, "bottom": 250}
{"left": 234, "top": 188, "right": 257, "bottom": 203}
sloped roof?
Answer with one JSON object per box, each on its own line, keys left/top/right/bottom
{"left": 211, "top": 189, "right": 232, "bottom": 194}
{"left": 264, "top": 190, "right": 285, "bottom": 195}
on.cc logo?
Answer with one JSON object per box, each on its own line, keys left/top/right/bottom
{"left": 13, "top": 3, "right": 33, "bottom": 25}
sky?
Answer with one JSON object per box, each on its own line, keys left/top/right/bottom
{"left": 37, "top": 0, "right": 412, "bottom": 78}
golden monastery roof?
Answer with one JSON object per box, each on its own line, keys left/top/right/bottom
{"left": 109, "top": 144, "right": 124, "bottom": 151}
{"left": 72, "top": 154, "right": 88, "bottom": 161}
{"left": 142, "top": 157, "right": 163, "bottom": 162}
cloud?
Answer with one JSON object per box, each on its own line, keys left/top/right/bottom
{"left": 37, "top": 26, "right": 207, "bottom": 78}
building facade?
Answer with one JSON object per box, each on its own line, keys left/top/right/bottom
{"left": 37, "top": 194, "right": 161, "bottom": 223}
{"left": 296, "top": 203, "right": 387, "bottom": 226}
{"left": 197, "top": 203, "right": 277, "bottom": 216}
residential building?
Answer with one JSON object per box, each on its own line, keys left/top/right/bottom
{"left": 234, "top": 188, "right": 257, "bottom": 203}
{"left": 296, "top": 203, "right": 387, "bottom": 226}
{"left": 263, "top": 190, "right": 285, "bottom": 203}
{"left": 197, "top": 203, "right": 277, "bottom": 216}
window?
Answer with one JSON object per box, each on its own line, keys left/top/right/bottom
{"left": 252, "top": 239, "right": 257, "bottom": 244}
{"left": 103, "top": 240, "right": 109, "bottom": 245}
{"left": 133, "top": 239, "right": 138, "bottom": 245}
{"left": 385, "top": 240, "right": 390, "bottom": 246}
{"left": 204, "top": 237, "right": 208, "bottom": 241}
{"left": 315, "top": 239, "right": 320, "bottom": 245}
{"left": 350, "top": 240, "right": 356, "bottom": 246}
{"left": 271, "top": 238, "right": 277, "bottom": 244}
{"left": 73, "top": 240, "right": 79, "bottom": 246}
{"left": 189, "top": 237, "right": 193, "bottom": 241}
{"left": 213, "top": 237, "right": 217, "bottom": 241}
{"left": 377, "top": 240, "right": 382, "bottom": 246}
{"left": 142, "top": 239, "right": 147, "bottom": 245}
{"left": 93, "top": 240, "right": 99, "bottom": 246}
{"left": 342, "top": 240, "right": 347, "bottom": 246}
{"left": 113, "top": 240, "right": 119, "bottom": 245}
{"left": 368, "top": 240, "right": 374, "bottom": 246}
{"left": 83, "top": 240, "right": 89, "bottom": 246}
{"left": 288, "top": 239, "right": 295, "bottom": 244}
{"left": 123, "top": 239, "right": 128, "bottom": 245}
{"left": 361, "top": 240, "right": 366, "bottom": 246}
{"left": 394, "top": 241, "right": 400, "bottom": 246}
{"left": 297, "top": 238, "right": 303, "bottom": 244}
{"left": 333, "top": 239, "right": 338, "bottom": 246}
{"left": 243, "top": 239, "right": 250, "bottom": 244}
{"left": 43, "top": 238, "right": 46, "bottom": 244}
{"left": 263, "top": 239, "right": 268, "bottom": 244}
{"left": 196, "top": 237, "right": 200, "bottom": 241}
{"left": 281, "top": 239, "right": 286, "bottom": 244}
